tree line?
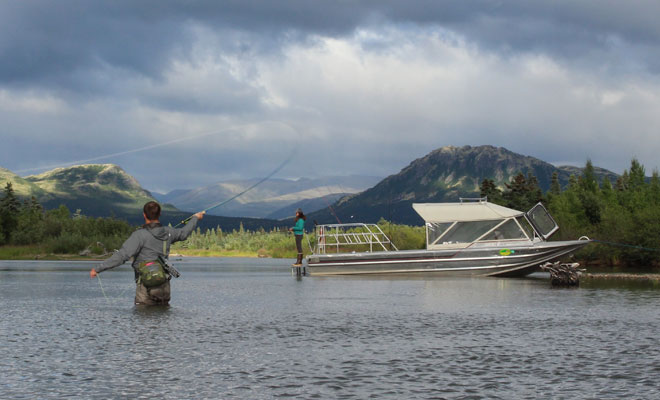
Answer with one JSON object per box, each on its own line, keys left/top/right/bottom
{"left": 0, "top": 182, "right": 132, "bottom": 255}
{"left": 481, "top": 158, "right": 660, "bottom": 267}
{"left": 3, "top": 157, "right": 659, "bottom": 267}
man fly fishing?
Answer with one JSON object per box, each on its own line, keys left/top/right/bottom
{"left": 90, "top": 201, "right": 205, "bottom": 305}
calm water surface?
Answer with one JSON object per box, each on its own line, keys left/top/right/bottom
{"left": 1, "top": 258, "right": 659, "bottom": 399}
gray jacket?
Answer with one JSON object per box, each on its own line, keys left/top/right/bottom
{"left": 95, "top": 217, "right": 199, "bottom": 275}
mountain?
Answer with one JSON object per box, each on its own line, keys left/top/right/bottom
{"left": 154, "top": 175, "right": 382, "bottom": 219}
{"left": 308, "top": 145, "right": 620, "bottom": 225}
{"left": 556, "top": 165, "right": 619, "bottom": 184}
{"left": 24, "top": 164, "right": 160, "bottom": 216}
{"left": 0, "top": 163, "right": 290, "bottom": 231}
{"left": 266, "top": 192, "right": 348, "bottom": 220}
{"left": 151, "top": 189, "right": 191, "bottom": 205}
{"left": 0, "top": 147, "right": 622, "bottom": 230}
{"left": 0, "top": 167, "right": 46, "bottom": 198}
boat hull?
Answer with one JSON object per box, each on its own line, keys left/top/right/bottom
{"left": 305, "top": 240, "right": 590, "bottom": 277}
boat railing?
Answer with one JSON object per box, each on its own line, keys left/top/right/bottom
{"left": 314, "top": 223, "right": 399, "bottom": 254}
{"left": 459, "top": 197, "right": 488, "bottom": 203}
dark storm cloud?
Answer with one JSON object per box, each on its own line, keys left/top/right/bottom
{"left": 0, "top": 0, "right": 361, "bottom": 93}
{"left": 2, "top": 1, "right": 659, "bottom": 189}
{"left": 2, "top": 0, "right": 660, "bottom": 95}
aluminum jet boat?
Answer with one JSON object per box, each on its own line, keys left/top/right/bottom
{"left": 305, "top": 199, "right": 590, "bottom": 276}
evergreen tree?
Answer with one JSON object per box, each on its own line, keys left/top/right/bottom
{"left": 601, "top": 177, "right": 615, "bottom": 204}
{"left": 479, "top": 178, "right": 503, "bottom": 203}
{"left": 550, "top": 172, "right": 561, "bottom": 196}
{"left": 502, "top": 172, "right": 543, "bottom": 210}
{"left": 628, "top": 158, "right": 646, "bottom": 191}
{"left": 12, "top": 196, "right": 46, "bottom": 245}
{"left": 649, "top": 170, "right": 660, "bottom": 205}
{"left": 615, "top": 171, "right": 629, "bottom": 191}
{"left": 580, "top": 159, "right": 599, "bottom": 193}
{"left": 525, "top": 173, "right": 544, "bottom": 206}
{"left": 503, "top": 173, "right": 527, "bottom": 210}
{"left": 579, "top": 190, "right": 601, "bottom": 225}
{"left": 578, "top": 160, "right": 602, "bottom": 224}
{"left": 0, "top": 182, "right": 20, "bottom": 242}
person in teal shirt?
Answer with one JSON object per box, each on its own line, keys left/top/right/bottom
{"left": 289, "top": 208, "right": 306, "bottom": 266}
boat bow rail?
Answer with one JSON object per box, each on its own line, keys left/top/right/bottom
{"left": 314, "top": 223, "right": 398, "bottom": 254}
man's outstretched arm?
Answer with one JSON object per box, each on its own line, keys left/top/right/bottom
{"left": 171, "top": 212, "right": 205, "bottom": 243}
{"left": 89, "top": 231, "right": 142, "bottom": 278}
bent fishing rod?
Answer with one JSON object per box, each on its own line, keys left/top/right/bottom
{"left": 175, "top": 151, "right": 296, "bottom": 228}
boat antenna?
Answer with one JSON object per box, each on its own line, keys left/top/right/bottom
{"left": 175, "top": 150, "right": 296, "bottom": 228}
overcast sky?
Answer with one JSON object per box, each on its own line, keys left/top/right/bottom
{"left": 1, "top": 1, "right": 659, "bottom": 192}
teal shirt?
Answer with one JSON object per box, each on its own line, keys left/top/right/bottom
{"left": 292, "top": 218, "right": 305, "bottom": 235}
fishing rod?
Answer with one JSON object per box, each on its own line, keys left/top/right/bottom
{"left": 175, "top": 150, "right": 296, "bottom": 228}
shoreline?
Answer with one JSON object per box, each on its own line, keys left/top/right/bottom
{"left": 581, "top": 272, "right": 660, "bottom": 282}
{"left": 0, "top": 247, "right": 273, "bottom": 261}
{"left": 1, "top": 247, "right": 659, "bottom": 278}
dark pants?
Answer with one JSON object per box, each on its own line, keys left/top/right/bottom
{"left": 294, "top": 234, "right": 303, "bottom": 265}
{"left": 135, "top": 280, "right": 171, "bottom": 305}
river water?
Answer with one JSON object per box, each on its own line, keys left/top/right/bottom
{"left": 1, "top": 257, "right": 659, "bottom": 399}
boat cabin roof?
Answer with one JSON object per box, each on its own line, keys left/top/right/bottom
{"left": 412, "top": 202, "right": 523, "bottom": 223}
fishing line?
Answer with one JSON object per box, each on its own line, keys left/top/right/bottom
{"left": 175, "top": 149, "right": 297, "bottom": 227}
{"left": 301, "top": 159, "right": 343, "bottom": 224}
{"left": 96, "top": 273, "right": 111, "bottom": 304}
{"left": 96, "top": 272, "right": 135, "bottom": 303}
{"left": 15, "top": 121, "right": 297, "bottom": 174}
{"left": 304, "top": 232, "right": 314, "bottom": 253}
{"left": 591, "top": 239, "right": 660, "bottom": 252}
{"left": 16, "top": 130, "right": 221, "bottom": 174}
{"left": 117, "top": 283, "right": 132, "bottom": 298}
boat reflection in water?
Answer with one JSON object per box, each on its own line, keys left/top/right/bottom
{"left": 305, "top": 198, "right": 591, "bottom": 277}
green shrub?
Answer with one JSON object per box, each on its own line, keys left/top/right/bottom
{"left": 46, "top": 232, "right": 89, "bottom": 254}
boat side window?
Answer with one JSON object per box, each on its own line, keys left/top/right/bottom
{"left": 480, "top": 219, "right": 527, "bottom": 240}
{"left": 427, "top": 222, "right": 453, "bottom": 246}
{"left": 526, "top": 203, "right": 559, "bottom": 239}
{"left": 441, "top": 220, "right": 501, "bottom": 243}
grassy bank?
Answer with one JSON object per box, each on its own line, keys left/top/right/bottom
{"left": 172, "top": 249, "right": 269, "bottom": 258}
{"left": 0, "top": 245, "right": 108, "bottom": 260}
{"left": 0, "top": 244, "right": 47, "bottom": 259}
{"left": 169, "top": 221, "right": 426, "bottom": 259}
{"left": 0, "top": 245, "right": 277, "bottom": 260}
{"left": 582, "top": 272, "right": 660, "bottom": 282}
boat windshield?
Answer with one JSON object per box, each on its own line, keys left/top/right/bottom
{"left": 427, "top": 217, "right": 535, "bottom": 248}
{"left": 516, "top": 216, "right": 535, "bottom": 239}
{"left": 438, "top": 220, "right": 501, "bottom": 244}
{"left": 480, "top": 219, "right": 528, "bottom": 240}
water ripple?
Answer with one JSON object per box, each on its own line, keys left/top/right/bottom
{"left": 1, "top": 260, "right": 659, "bottom": 399}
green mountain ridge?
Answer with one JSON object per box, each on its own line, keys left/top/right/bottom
{"left": 0, "top": 163, "right": 290, "bottom": 231}
{"left": 309, "top": 145, "right": 620, "bottom": 225}
{"left": 0, "top": 147, "right": 621, "bottom": 229}
{"left": 22, "top": 164, "right": 159, "bottom": 216}
{"left": 0, "top": 167, "right": 46, "bottom": 198}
